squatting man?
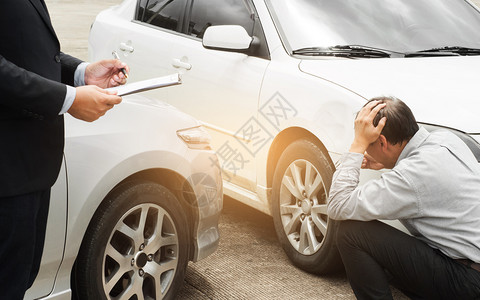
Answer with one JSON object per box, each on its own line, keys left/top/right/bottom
{"left": 327, "top": 96, "right": 480, "bottom": 299}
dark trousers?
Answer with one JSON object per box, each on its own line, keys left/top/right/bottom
{"left": 0, "top": 189, "right": 51, "bottom": 300}
{"left": 336, "top": 220, "right": 480, "bottom": 300}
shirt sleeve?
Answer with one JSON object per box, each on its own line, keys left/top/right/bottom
{"left": 58, "top": 62, "right": 89, "bottom": 115}
{"left": 327, "top": 152, "right": 421, "bottom": 221}
{"left": 58, "top": 85, "right": 76, "bottom": 115}
{"left": 74, "top": 62, "right": 89, "bottom": 87}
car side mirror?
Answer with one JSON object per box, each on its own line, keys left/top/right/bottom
{"left": 202, "top": 25, "right": 253, "bottom": 52}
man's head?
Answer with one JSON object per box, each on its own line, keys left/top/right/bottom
{"left": 362, "top": 96, "right": 419, "bottom": 168}
{"left": 368, "top": 96, "right": 419, "bottom": 145}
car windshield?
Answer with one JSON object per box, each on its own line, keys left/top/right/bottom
{"left": 265, "top": 0, "right": 480, "bottom": 57}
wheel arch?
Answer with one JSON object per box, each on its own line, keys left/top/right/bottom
{"left": 266, "top": 126, "right": 335, "bottom": 190}
{"left": 116, "top": 168, "right": 197, "bottom": 249}
{"left": 96, "top": 168, "right": 197, "bottom": 258}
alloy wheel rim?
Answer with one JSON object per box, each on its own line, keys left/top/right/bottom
{"left": 102, "top": 203, "right": 179, "bottom": 299}
{"left": 279, "top": 159, "right": 329, "bottom": 255}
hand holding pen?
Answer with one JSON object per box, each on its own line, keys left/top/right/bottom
{"left": 84, "top": 54, "right": 130, "bottom": 88}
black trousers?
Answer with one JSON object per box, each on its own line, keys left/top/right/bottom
{"left": 0, "top": 189, "right": 51, "bottom": 300}
{"left": 336, "top": 220, "right": 480, "bottom": 300}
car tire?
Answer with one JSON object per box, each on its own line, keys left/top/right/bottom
{"left": 73, "top": 181, "right": 188, "bottom": 300}
{"left": 271, "top": 139, "right": 343, "bottom": 274}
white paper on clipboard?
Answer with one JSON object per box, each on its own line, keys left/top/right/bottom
{"left": 107, "top": 73, "right": 182, "bottom": 96}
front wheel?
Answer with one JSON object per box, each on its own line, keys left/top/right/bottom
{"left": 271, "top": 139, "right": 342, "bottom": 274}
{"left": 73, "top": 181, "right": 189, "bottom": 300}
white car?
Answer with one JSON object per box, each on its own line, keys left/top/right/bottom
{"left": 25, "top": 94, "right": 223, "bottom": 299}
{"left": 89, "top": 0, "right": 480, "bottom": 275}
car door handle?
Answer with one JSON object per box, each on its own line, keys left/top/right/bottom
{"left": 119, "top": 42, "right": 134, "bottom": 53}
{"left": 172, "top": 58, "right": 192, "bottom": 70}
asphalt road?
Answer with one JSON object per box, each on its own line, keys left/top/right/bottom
{"left": 46, "top": 1, "right": 480, "bottom": 299}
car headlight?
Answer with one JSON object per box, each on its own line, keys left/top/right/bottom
{"left": 421, "top": 123, "right": 480, "bottom": 163}
{"left": 177, "top": 126, "right": 212, "bottom": 150}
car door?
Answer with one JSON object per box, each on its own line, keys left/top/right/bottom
{"left": 149, "top": 0, "right": 270, "bottom": 192}
{"left": 111, "top": 0, "right": 270, "bottom": 191}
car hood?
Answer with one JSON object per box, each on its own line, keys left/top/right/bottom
{"left": 299, "top": 56, "right": 480, "bottom": 133}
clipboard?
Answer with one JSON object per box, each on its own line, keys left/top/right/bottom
{"left": 107, "top": 73, "right": 182, "bottom": 96}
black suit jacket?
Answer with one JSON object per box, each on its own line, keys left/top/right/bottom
{"left": 0, "top": 0, "right": 82, "bottom": 197}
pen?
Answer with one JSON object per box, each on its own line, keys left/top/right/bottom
{"left": 112, "top": 51, "right": 128, "bottom": 79}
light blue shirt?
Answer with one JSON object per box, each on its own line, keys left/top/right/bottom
{"left": 328, "top": 127, "right": 480, "bottom": 262}
{"left": 59, "top": 62, "right": 89, "bottom": 114}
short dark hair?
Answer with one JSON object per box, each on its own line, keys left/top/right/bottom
{"left": 366, "top": 96, "right": 419, "bottom": 145}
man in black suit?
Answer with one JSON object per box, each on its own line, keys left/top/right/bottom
{"left": 0, "top": 0, "right": 129, "bottom": 298}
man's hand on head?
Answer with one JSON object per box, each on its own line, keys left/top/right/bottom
{"left": 350, "top": 100, "right": 387, "bottom": 154}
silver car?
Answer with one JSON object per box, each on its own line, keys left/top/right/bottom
{"left": 89, "top": 0, "right": 480, "bottom": 276}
